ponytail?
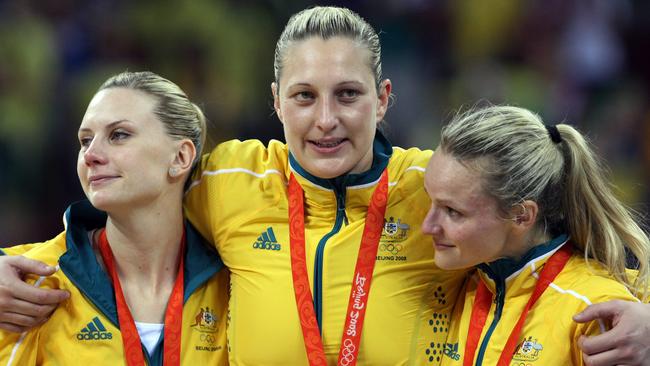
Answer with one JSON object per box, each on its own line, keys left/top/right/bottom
{"left": 559, "top": 125, "right": 649, "bottom": 299}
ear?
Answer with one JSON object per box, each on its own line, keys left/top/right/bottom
{"left": 375, "top": 79, "right": 392, "bottom": 123}
{"left": 509, "top": 200, "right": 539, "bottom": 230}
{"left": 271, "top": 82, "right": 283, "bottom": 123}
{"left": 169, "top": 139, "right": 196, "bottom": 179}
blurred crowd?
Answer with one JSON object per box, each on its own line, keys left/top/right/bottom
{"left": 1, "top": 0, "right": 649, "bottom": 245}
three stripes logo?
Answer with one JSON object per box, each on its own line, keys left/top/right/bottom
{"left": 252, "top": 227, "right": 281, "bottom": 251}
{"left": 76, "top": 316, "right": 113, "bottom": 341}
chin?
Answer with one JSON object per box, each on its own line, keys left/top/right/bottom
{"left": 433, "top": 255, "right": 468, "bottom": 271}
{"left": 87, "top": 193, "right": 127, "bottom": 213}
{"left": 304, "top": 161, "right": 351, "bottom": 179}
{"left": 87, "top": 197, "right": 113, "bottom": 212}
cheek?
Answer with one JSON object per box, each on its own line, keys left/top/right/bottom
{"left": 345, "top": 102, "right": 375, "bottom": 127}
{"left": 76, "top": 154, "right": 87, "bottom": 181}
{"left": 280, "top": 107, "right": 306, "bottom": 136}
{"left": 448, "top": 222, "right": 485, "bottom": 250}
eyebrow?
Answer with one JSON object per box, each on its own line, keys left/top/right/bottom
{"left": 337, "top": 80, "right": 364, "bottom": 87}
{"left": 78, "top": 119, "right": 131, "bottom": 134}
{"left": 286, "top": 80, "right": 365, "bottom": 89}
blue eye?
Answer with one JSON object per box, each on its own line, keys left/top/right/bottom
{"left": 110, "top": 130, "right": 130, "bottom": 141}
{"left": 79, "top": 136, "right": 92, "bottom": 148}
{"left": 446, "top": 207, "right": 461, "bottom": 218}
{"left": 294, "top": 91, "right": 315, "bottom": 102}
{"left": 338, "top": 89, "right": 359, "bottom": 101}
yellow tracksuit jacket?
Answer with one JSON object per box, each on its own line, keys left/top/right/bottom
{"left": 440, "top": 236, "right": 639, "bottom": 366}
{"left": 184, "top": 132, "right": 467, "bottom": 365}
{"left": 0, "top": 200, "right": 229, "bottom": 365}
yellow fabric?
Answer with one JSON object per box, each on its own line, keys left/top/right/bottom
{"left": 441, "top": 245, "right": 639, "bottom": 366}
{"left": 0, "top": 242, "right": 44, "bottom": 256}
{"left": 185, "top": 139, "right": 467, "bottom": 365}
{"left": 0, "top": 232, "right": 229, "bottom": 365}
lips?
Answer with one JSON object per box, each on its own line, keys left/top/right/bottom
{"left": 434, "top": 242, "right": 454, "bottom": 250}
{"left": 307, "top": 138, "right": 349, "bottom": 154}
{"left": 88, "top": 174, "right": 120, "bottom": 186}
{"left": 310, "top": 138, "right": 346, "bottom": 148}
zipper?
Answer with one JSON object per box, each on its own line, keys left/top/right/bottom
{"left": 313, "top": 184, "right": 347, "bottom": 332}
{"left": 475, "top": 269, "right": 506, "bottom": 365}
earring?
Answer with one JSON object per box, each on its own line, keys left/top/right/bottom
{"left": 169, "top": 167, "right": 179, "bottom": 177}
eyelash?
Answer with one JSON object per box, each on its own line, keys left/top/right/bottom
{"left": 78, "top": 129, "right": 131, "bottom": 149}
{"left": 293, "top": 91, "right": 314, "bottom": 102}
{"left": 291, "top": 89, "right": 361, "bottom": 103}
{"left": 110, "top": 130, "right": 130, "bottom": 141}
{"left": 337, "top": 89, "right": 359, "bottom": 100}
{"left": 446, "top": 207, "right": 461, "bottom": 218}
{"left": 79, "top": 137, "right": 92, "bottom": 148}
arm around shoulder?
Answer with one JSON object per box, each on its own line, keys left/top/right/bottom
{"left": 574, "top": 300, "right": 650, "bottom": 366}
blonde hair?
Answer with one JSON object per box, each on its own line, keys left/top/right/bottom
{"left": 99, "top": 71, "right": 207, "bottom": 167}
{"left": 273, "top": 6, "right": 383, "bottom": 91}
{"left": 440, "top": 105, "right": 650, "bottom": 299}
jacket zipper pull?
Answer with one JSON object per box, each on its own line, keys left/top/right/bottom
{"left": 336, "top": 193, "right": 349, "bottom": 226}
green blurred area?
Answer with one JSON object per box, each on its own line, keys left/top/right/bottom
{"left": 1, "top": 0, "right": 648, "bottom": 244}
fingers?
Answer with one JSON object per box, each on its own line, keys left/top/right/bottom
{"left": 579, "top": 333, "right": 617, "bottom": 358}
{"left": 582, "top": 348, "right": 618, "bottom": 366}
{"left": 7, "top": 256, "right": 56, "bottom": 277}
{"left": 0, "top": 256, "right": 66, "bottom": 334}
{"left": 0, "top": 298, "right": 57, "bottom": 323}
{"left": 0, "top": 299, "right": 56, "bottom": 334}
{"left": 573, "top": 300, "right": 626, "bottom": 323}
{"left": 0, "top": 280, "right": 69, "bottom": 306}
{"left": 580, "top": 328, "right": 648, "bottom": 365}
{"left": 582, "top": 347, "right": 646, "bottom": 366}
{"left": 0, "top": 322, "right": 31, "bottom": 333}
{"left": 0, "top": 310, "right": 48, "bottom": 329}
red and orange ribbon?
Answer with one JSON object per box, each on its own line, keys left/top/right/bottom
{"left": 98, "top": 228, "right": 185, "bottom": 366}
{"left": 463, "top": 244, "right": 572, "bottom": 366}
{"left": 288, "top": 170, "right": 388, "bottom": 366}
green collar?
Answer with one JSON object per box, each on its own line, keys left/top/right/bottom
{"left": 478, "top": 234, "right": 569, "bottom": 282}
{"left": 58, "top": 199, "right": 224, "bottom": 327}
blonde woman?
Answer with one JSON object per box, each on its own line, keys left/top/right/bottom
{"left": 0, "top": 71, "right": 228, "bottom": 365}
{"left": 422, "top": 105, "right": 649, "bottom": 365}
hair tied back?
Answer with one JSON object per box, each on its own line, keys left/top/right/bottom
{"left": 545, "top": 124, "right": 562, "bottom": 144}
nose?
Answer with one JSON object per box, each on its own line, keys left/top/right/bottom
{"left": 421, "top": 206, "right": 443, "bottom": 236}
{"left": 314, "top": 96, "right": 338, "bottom": 132}
{"left": 83, "top": 138, "right": 108, "bottom": 167}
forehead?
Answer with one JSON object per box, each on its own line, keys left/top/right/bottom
{"left": 425, "top": 150, "right": 492, "bottom": 204}
{"left": 80, "top": 88, "right": 158, "bottom": 129}
{"left": 280, "top": 36, "right": 373, "bottom": 85}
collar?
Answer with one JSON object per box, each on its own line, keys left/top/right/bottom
{"left": 288, "top": 130, "right": 393, "bottom": 191}
{"left": 477, "top": 234, "right": 570, "bottom": 288}
{"left": 58, "top": 199, "right": 224, "bottom": 327}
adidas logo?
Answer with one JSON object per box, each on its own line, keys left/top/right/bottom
{"left": 443, "top": 342, "right": 460, "bottom": 361}
{"left": 252, "top": 227, "right": 281, "bottom": 251}
{"left": 76, "top": 316, "right": 113, "bottom": 341}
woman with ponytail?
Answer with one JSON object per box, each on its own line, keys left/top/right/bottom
{"left": 421, "top": 105, "right": 650, "bottom": 365}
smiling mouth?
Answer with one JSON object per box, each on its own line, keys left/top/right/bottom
{"left": 89, "top": 176, "right": 119, "bottom": 185}
{"left": 310, "top": 138, "right": 346, "bottom": 148}
{"left": 435, "top": 243, "right": 454, "bottom": 248}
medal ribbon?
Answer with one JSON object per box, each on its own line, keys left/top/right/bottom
{"left": 98, "top": 228, "right": 185, "bottom": 366}
{"left": 288, "top": 170, "right": 388, "bottom": 366}
{"left": 463, "top": 244, "right": 572, "bottom": 366}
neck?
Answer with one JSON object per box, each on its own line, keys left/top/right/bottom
{"left": 501, "top": 229, "right": 552, "bottom": 262}
{"left": 102, "top": 198, "right": 184, "bottom": 298}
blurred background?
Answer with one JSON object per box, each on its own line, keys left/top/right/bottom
{"left": 1, "top": 0, "right": 649, "bottom": 245}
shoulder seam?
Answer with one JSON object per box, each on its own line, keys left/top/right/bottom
{"left": 533, "top": 272, "right": 607, "bottom": 333}
{"left": 186, "top": 168, "right": 285, "bottom": 194}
